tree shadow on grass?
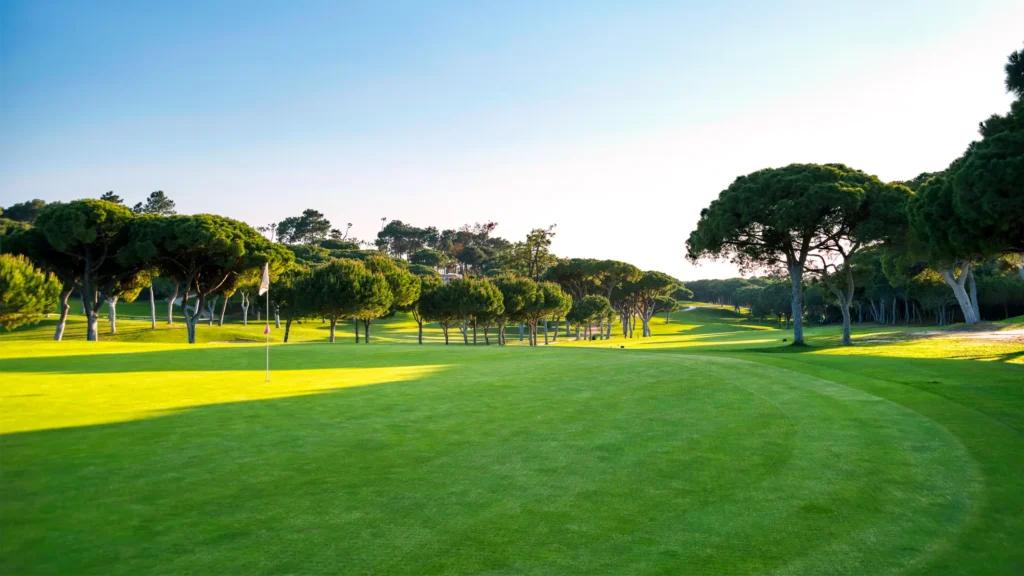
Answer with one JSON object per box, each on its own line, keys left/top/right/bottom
{"left": 993, "top": 349, "right": 1024, "bottom": 363}
{"left": 1, "top": 354, "right": 799, "bottom": 576}
{"left": 739, "top": 343, "right": 820, "bottom": 354}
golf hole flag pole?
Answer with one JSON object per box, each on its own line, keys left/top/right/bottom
{"left": 258, "top": 263, "right": 271, "bottom": 382}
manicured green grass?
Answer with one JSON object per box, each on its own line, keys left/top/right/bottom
{"left": 2, "top": 306, "right": 1022, "bottom": 574}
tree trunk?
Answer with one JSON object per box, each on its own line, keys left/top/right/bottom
{"left": 891, "top": 296, "right": 897, "bottom": 326}
{"left": 355, "top": 318, "right": 360, "bottom": 343}
{"left": 576, "top": 324, "right": 581, "bottom": 340}
{"left": 566, "top": 319, "right": 570, "bottom": 337}
{"left": 329, "top": 318, "right": 337, "bottom": 343}
{"left": 519, "top": 323, "right": 524, "bottom": 342}
{"left": 484, "top": 326, "right": 490, "bottom": 345}
{"left": 968, "top": 270, "right": 980, "bottom": 322}
{"left": 472, "top": 319, "right": 477, "bottom": 345}
{"left": 824, "top": 265, "right": 856, "bottom": 346}
{"left": 219, "top": 296, "right": 228, "bottom": 326}
{"left": 418, "top": 320, "right": 423, "bottom": 344}
{"left": 241, "top": 293, "right": 249, "bottom": 326}
{"left": 167, "top": 283, "right": 178, "bottom": 325}
{"left": 838, "top": 300, "right": 852, "bottom": 345}
{"left": 53, "top": 287, "right": 72, "bottom": 341}
{"left": 86, "top": 309, "right": 99, "bottom": 341}
{"left": 443, "top": 325, "right": 449, "bottom": 345}
{"left": 183, "top": 305, "right": 196, "bottom": 344}
{"left": 552, "top": 319, "right": 558, "bottom": 342}
{"left": 275, "top": 307, "right": 280, "bottom": 329}
{"left": 543, "top": 320, "right": 549, "bottom": 345}
{"left": 149, "top": 285, "right": 157, "bottom": 329}
{"left": 363, "top": 319, "right": 371, "bottom": 343}
{"left": 183, "top": 292, "right": 204, "bottom": 344}
{"left": 788, "top": 262, "right": 805, "bottom": 344}
{"left": 284, "top": 318, "right": 292, "bottom": 343}
{"left": 206, "top": 297, "right": 217, "bottom": 326}
{"left": 107, "top": 296, "right": 118, "bottom": 334}
{"left": 939, "top": 264, "right": 980, "bottom": 325}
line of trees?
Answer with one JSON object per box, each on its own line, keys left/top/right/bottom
{"left": 686, "top": 44, "right": 1024, "bottom": 345}
{"left": 2, "top": 200, "right": 294, "bottom": 343}
{"left": 265, "top": 212, "right": 561, "bottom": 281}
{"left": 1, "top": 200, "right": 692, "bottom": 345}
{"left": 689, "top": 252, "right": 1024, "bottom": 330}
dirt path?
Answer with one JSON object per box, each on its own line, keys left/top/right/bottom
{"left": 916, "top": 328, "right": 1024, "bottom": 342}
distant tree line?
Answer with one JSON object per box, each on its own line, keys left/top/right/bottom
{"left": 687, "top": 257, "right": 1024, "bottom": 330}
{"left": 0, "top": 196, "right": 690, "bottom": 345}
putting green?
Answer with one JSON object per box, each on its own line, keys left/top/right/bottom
{"left": 1, "top": 342, "right": 986, "bottom": 574}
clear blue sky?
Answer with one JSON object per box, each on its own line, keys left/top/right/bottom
{"left": 2, "top": 0, "right": 1021, "bottom": 279}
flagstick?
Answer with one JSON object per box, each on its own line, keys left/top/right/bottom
{"left": 265, "top": 289, "right": 270, "bottom": 382}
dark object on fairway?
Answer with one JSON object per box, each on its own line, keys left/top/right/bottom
{"left": 620, "top": 346, "right": 624, "bottom": 349}
{"left": 783, "top": 338, "right": 788, "bottom": 342}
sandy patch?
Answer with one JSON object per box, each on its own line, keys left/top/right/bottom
{"left": 859, "top": 327, "right": 1024, "bottom": 344}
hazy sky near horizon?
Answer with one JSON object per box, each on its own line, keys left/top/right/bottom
{"left": 2, "top": 1, "right": 1021, "bottom": 279}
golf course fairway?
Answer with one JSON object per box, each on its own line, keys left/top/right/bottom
{"left": 1, "top": 307, "right": 1022, "bottom": 574}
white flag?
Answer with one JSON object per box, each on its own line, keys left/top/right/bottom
{"left": 258, "top": 263, "right": 270, "bottom": 296}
